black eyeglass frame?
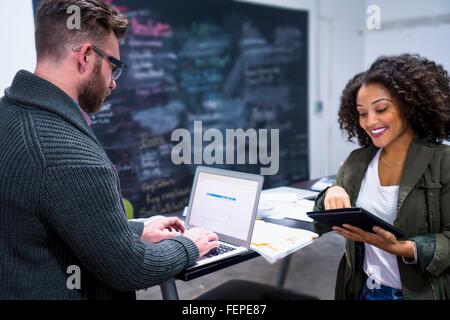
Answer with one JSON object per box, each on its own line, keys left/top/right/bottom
{"left": 73, "top": 45, "right": 126, "bottom": 81}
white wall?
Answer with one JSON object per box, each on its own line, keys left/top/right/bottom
{"left": 317, "top": 0, "right": 366, "bottom": 177}
{"left": 0, "top": 0, "right": 36, "bottom": 96}
{"left": 365, "top": 0, "right": 450, "bottom": 69}
{"left": 364, "top": 0, "right": 450, "bottom": 146}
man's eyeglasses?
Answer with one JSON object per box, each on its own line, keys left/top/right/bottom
{"left": 73, "top": 45, "right": 126, "bottom": 81}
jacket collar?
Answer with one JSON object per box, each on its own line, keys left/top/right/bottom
{"left": 348, "top": 136, "right": 436, "bottom": 214}
{"left": 4, "top": 70, "right": 100, "bottom": 146}
{"left": 396, "top": 137, "right": 435, "bottom": 213}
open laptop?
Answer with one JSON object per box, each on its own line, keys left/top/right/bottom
{"left": 185, "top": 166, "right": 264, "bottom": 268}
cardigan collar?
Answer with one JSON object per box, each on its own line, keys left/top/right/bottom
{"left": 4, "top": 70, "right": 99, "bottom": 146}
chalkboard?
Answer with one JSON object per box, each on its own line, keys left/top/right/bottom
{"left": 33, "top": 0, "right": 309, "bottom": 218}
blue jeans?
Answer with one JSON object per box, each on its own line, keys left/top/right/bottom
{"left": 359, "top": 277, "right": 403, "bottom": 300}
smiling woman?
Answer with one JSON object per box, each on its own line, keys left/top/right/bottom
{"left": 356, "top": 84, "right": 413, "bottom": 149}
{"left": 355, "top": 83, "right": 415, "bottom": 186}
{"left": 313, "top": 54, "right": 450, "bottom": 300}
{"left": 339, "top": 54, "right": 450, "bottom": 147}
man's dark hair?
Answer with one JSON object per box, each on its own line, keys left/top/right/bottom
{"left": 35, "top": 0, "right": 128, "bottom": 62}
{"left": 338, "top": 54, "right": 450, "bottom": 146}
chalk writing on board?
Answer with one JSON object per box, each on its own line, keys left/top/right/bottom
{"left": 33, "top": 0, "right": 309, "bottom": 218}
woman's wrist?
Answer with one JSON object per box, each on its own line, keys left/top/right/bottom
{"left": 396, "top": 240, "right": 415, "bottom": 258}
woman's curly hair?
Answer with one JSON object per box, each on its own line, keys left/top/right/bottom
{"left": 338, "top": 54, "right": 450, "bottom": 146}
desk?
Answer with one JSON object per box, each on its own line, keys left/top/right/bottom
{"left": 159, "top": 179, "right": 320, "bottom": 300}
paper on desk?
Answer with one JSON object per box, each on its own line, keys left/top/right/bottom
{"left": 258, "top": 198, "right": 315, "bottom": 222}
{"left": 262, "top": 186, "right": 318, "bottom": 199}
{"left": 258, "top": 192, "right": 299, "bottom": 220}
{"left": 260, "top": 192, "right": 298, "bottom": 203}
{"left": 280, "top": 199, "right": 315, "bottom": 222}
{"left": 250, "top": 220, "right": 318, "bottom": 264}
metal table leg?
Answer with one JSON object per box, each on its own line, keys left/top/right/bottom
{"left": 276, "top": 254, "right": 293, "bottom": 288}
{"left": 160, "top": 278, "right": 180, "bottom": 300}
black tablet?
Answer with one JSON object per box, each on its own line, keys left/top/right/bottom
{"left": 307, "top": 207, "right": 405, "bottom": 238}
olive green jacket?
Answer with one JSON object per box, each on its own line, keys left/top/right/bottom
{"left": 314, "top": 137, "right": 450, "bottom": 300}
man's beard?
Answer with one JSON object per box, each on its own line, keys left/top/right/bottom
{"left": 78, "top": 61, "right": 110, "bottom": 114}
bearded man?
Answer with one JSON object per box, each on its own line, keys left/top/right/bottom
{"left": 0, "top": 0, "right": 218, "bottom": 300}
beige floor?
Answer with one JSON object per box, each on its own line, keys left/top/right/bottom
{"left": 136, "top": 232, "right": 345, "bottom": 300}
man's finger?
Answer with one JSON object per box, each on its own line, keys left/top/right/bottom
{"left": 170, "top": 218, "right": 185, "bottom": 232}
{"left": 163, "top": 217, "right": 185, "bottom": 232}
{"left": 207, "top": 241, "right": 219, "bottom": 250}
{"left": 207, "top": 232, "right": 219, "bottom": 242}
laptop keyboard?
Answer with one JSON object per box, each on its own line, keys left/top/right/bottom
{"left": 205, "top": 243, "right": 236, "bottom": 258}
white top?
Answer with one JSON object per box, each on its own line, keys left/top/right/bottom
{"left": 356, "top": 149, "right": 402, "bottom": 289}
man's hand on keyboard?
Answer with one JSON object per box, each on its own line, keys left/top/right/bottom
{"left": 183, "top": 227, "right": 219, "bottom": 257}
{"left": 141, "top": 217, "right": 185, "bottom": 243}
{"left": 204, "top": 243, "right": 235, "bottom": 257}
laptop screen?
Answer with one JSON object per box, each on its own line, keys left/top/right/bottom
{"left": 187, "top": 171, "right": 260, "bottom": 242}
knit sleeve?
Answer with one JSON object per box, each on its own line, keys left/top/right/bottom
{"left": 128, "top": 221, "right": 144, "bottom": 237}
{"left": 42, "top": 165, "right": 199, "bottom": 291}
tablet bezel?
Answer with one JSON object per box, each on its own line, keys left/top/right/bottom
{"left": 307, "top": 207, "right": 405, "bottom": 238}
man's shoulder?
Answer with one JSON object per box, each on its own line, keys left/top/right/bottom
{"left": 29, "top": 108, "right": 110, "bottom": 167}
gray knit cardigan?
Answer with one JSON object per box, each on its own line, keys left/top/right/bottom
{"left": 0, "top": 70, "right": 198, "bottom": 300}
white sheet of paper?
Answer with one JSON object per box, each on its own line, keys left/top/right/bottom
{"left": 280, "top": 199, "right": 315, "bottom": 222}
{"left": 257, "top": 188, "right": 316, "bottom": 222}
{"left": 251, "top": 220, "right": 318, "bottom": 263}
{"left": 261, "top": 186, "right": 318, "bottom": 200}
{"left": 260, "top": 192, "right": 297, "bottom": 203}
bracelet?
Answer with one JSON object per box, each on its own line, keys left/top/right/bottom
{"left": 402, "top": 240, "right": 418, "bottom": 265}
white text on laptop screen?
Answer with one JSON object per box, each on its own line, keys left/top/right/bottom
{"left": 188, "top": 172, "right": 259, "bottom": 241}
